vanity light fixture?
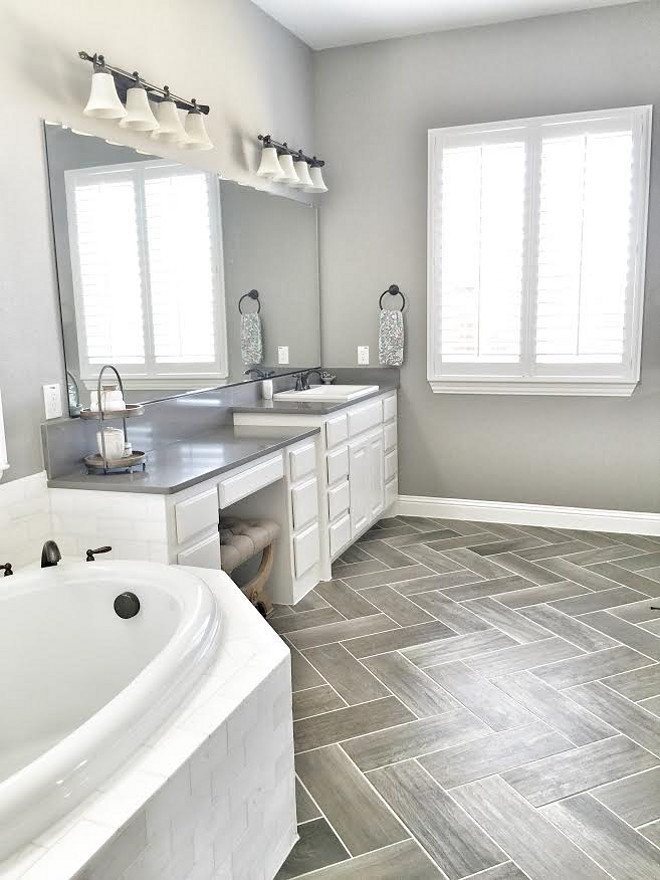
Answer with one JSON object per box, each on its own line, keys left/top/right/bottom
{"left": 78, "top": 51, "right": 213, "bottom": 149}
{"left": 257, "top": 134, "right": 327, "bottom": 192}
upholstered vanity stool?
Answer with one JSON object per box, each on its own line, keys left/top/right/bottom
{"left": 218, "top": 516, "right": 280, "bottom": 618}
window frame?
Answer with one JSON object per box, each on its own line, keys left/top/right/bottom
{"left": 65, "top": 159, "right": 228, "bottom": 389}
{"left": 427, "top": 106, "right": 652, "bottom": 396}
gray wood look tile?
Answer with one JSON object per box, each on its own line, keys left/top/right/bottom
{"left": 420, "top": 720, "right": 572, "bottom": 789}
{"left": 275, "top": 817, "right": 349, "bottom": 879}
{"left": 602, "top": 664, "right": 660, "bottom": 701}
{"left": 541, "top": 793, "right": 660, "bottom": 880}
{"left": 640, "top": 695, "right": 660, "bottom": 716}
{"left": 303, "top": 643, "right": 390, "bottom": 705}
{"left": 343, "top": 620, "right": 457, "bottom": 659}
{"left": 502, "top": 734, "right": 658, "bottom": 806}
{"left": 425, "top": 533, "right": 504, "bottom": 552}
{"left": 409, "top": 591, "right": 492, "bottom": 633}
{"left": 442, "top": 575, "right": 536, "bottom": 602}
{"left": 472, "top": 537, "right": 548, "bottom": 556}
{"left": 587, "top": 562, "right": 660, "bottom": 597}
{"left": 293, "top": 685, "right": 346, "bottom": 720}
{"left": 331, "top": 559, "right": 388, "bottom": 579}
{"left": 288, "top": 614, "right": 399, "bottom": 651}
{"left": 398, "top": 515, "right": 460, "bottom": 532}
{"left": 605, "top": 534, "right": 660, "bottom": 552}
{"left": 367, "top": 760, "right": 507, "bottom": 879}
{"left": 343, "top": 564, "right": 434, "bottom": 591}
{"left": 535, "top": 558, "right": 621, "bottom": 591}
{"left": 465, "top": 637, "right": 584, "bottom": 678}
{"left": 464, "top": 597, "right": 553, "bottom": 643}
{"left": 427, "top": 662, "right": 534, "bottom": 730}
{"left": 295, "top": 745, "right": 407, "bottom": 857}
{"left": 492, "top": 670, "right": 616, "bottom": 745}
{"left": 549, "top": 586, "right": 647, "bottom": 616}
{"left": 398, "top": 542, "right": 467, "bottom": 573}
{"left": 533, "top": 646, "right": 654, "bottom": 690}
{"left": 471, "top": 866, "right": 530, "bottom": 880}
{"left": 559, "top": 544, "right": 640, "bottom": 566}
{"left": 610, "top": 551, "right": 660, "bottom": 572}
{"left": 642, "top": 619, "right": 660, "bottom": 636}
{"left": 291, "top": 646, "right": 325, "bottom": 691}
{"left": 363, "top": 652, "right": 460, "bottom": 717}
{"left": 567, "top": 680, "right": 660, "bottom": 755}
{"left": 394, "top": 569, "right": 485, "bottom": 596}
{"left": 442, "top": 547, "right": 512, "bottom": 579}
{"left": 640, "top": 820, "right": 660, "bottom": 848}
{"left": 358, "top": 523, "right": 420, "bottom": 541}
{"left": 359, "top": 539, "right": 417, "bottom": 569}
{"left": 612, "top": 600, "right": 660, "bottom": 624}
{"left": 404, "top": 630, "right": 518, "bottom": 669}
{"left": 555, "top": 529, "right": 619, "bottom": 548}
{"left": 272, "top": 607, "right": 345, "bottom": 634}
{"left": 315, "top": 580, "right": 379, "bottom": 620}
{"left": 518, "top": 604, "right": 619, "bottom": 652}
{"left": 516, "top": 539, "right": 594, "bottom": 560}
{"left": 339, "top": 544, "right": 373, "bottom": 564}
{"left": 593, "top": 767, "right": 660, "bottom": 826}
{"left": 296, "top": 777, "right": 321, "bottom": 823}
{"left": 293, "top": 839, "right": 443, "bottom": 880}
{"left": 577, "top": 612, "right": 660, "bottom": 661}
{"left": 488, "top": 553, "right": 563, "bottom": 586}
{"left": 294, "top": 696, "right": 414, "bottom": 753}
{"left": 342, "top": 707, "right": 490, "bottom": 772}
{"left": 383, "top": 528, "right": 460, "bottom": 547}
{"left": 295, "top": 592, "right": 331, "bottom": 613}
{"left": 358, "top": 585, "right": 435, "bottom": 627}
{"left": 451, "top": 776, "right": 611, "bottom": 880}
{"left": 495, "top": 580, "right": 590, "bottom": 609}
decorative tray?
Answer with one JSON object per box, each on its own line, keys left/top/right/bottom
{"left": 83, "top": 451, "right": 147, "bottom": 474}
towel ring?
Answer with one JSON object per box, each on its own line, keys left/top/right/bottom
{"left": 239, "top": 289, "right": 261, "bottom": 315}
{"left": 379, "top": 284, "right": 406, "bottom": 312}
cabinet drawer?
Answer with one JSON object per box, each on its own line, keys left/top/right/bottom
{"left": 348, "top": 399, "right": 383, "bottom": 437}
{"left": 289, "top": 442, "right": 316, "bottom": 483}
{"left": 218, "top": 454, "right": 284, "bottom": 508}
{"left": 293, "top": 522, "right": 320, "bottom": 578}
{"left": 328, "top": 479, "right": 350, "bottom": 521}
{"left": 177, "top": 532, "right": 221, "bottom": 569}
{"left": 330, "top": 513, "right": 351, "bottom": 558}
{"left": 383, "top": 395, "right": 397, "bottom": 423}
{"left": 385, "top": 449, "right": 398, "bottom": 482}
{"left": 385, "top": 476, "right": 398, "bottom": 510}
{"left": 326, "top": 446, "right": 349, "bottom": 485}
{"left": 291, "top": 477, "right": 319, "bottom": 531}
{"left": 325, "top": 414, "right": 348, "bottom": 449}
{"left": 384, "top": 421, "right": 397, "bottom": 452}
{"left": 175, "top": 488, "right": 219, "bottom": 544}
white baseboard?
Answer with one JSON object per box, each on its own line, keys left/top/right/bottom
{"left": 395, "top": 494, "right": 660, "bottom": 537}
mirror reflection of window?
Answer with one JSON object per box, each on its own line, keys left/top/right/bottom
{"left": 64, "top": 160, "right": 227, "bottom": 384}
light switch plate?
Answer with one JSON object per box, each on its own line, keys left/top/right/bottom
{"left": 278, "top": 346, "right": 289, "bottom": 365}
{"left": 357, "top": 345, "right": 370, "bottom": 365}
{"left": 43, "top": 384, "right": 63, "bottom": 420}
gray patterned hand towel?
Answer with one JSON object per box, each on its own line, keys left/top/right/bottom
{"left": 379, "top": 309, "right": 404, "bottom": 366}
{"left": 241, "top": 312, "right": 263, "bottom": 365}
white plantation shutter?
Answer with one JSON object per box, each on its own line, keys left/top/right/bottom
{"left": 428, "top": 107, "right": 651, "bottom": 395}
{"left": 65, "top": 161, "right": 227, "bottom": 383}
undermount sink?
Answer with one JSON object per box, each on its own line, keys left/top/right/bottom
{"left": 273, "top": 384, "right": 379, "bottom": 403}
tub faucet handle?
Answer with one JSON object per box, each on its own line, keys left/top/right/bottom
{"left": 1, "top": 562, "right": 12, "bottom": 577}
{"left": 86, "top": 546, "right": 112, "bottom": 562}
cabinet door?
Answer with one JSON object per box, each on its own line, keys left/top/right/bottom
{"left": 367, "top": 430, "right": 386, "bottom": 522}
{"left": 348, "top": 437, "right": 370, "bottom": 537}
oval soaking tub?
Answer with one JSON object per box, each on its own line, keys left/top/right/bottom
{"left": 0, "top": 560, "right": 220, "bottom": 860}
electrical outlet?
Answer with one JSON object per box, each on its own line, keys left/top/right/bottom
{"left": 357, "top": 345, "right": 370, "bottom": 365}
{"left": 43, "top": 384, "right": 63, "bottom": 420}
{"left": 278, "top": 346, "right": 289, "bottom": 365}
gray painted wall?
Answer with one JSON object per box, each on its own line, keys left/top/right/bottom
{"left": 315, "top": 1, "right": 660, "bottom": 512}
{"left": 0, "top": 0, "right": 314, "bottom": 482}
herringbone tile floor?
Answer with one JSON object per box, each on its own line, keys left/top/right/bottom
{"left": 272, "top": 516, "right": 660, "bottom": 880}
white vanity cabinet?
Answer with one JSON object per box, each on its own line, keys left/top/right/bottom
{"left": 234, "top": 390, "right": 398, "bottom": 580}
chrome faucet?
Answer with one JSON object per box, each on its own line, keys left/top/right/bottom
{"left": 295, "top": 369, "right": 323, "bottom": 391}
{"left": 41, "top": 540, "right": 62, "bottom": 568}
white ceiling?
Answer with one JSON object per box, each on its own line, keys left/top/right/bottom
{"left": 251, "top": 0, "right": 642, "bottom": 49}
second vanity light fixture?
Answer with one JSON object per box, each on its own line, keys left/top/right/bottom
{"left": 256, "top": 135, "right": 327, "bottom": 193}
{"left": 80, "top": 51, "right": 214, "bottom": 151}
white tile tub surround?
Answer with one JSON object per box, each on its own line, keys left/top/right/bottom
{"left": 0, "top": 389, "right": 9, "bottom": 480}
{"left": 0, "top": 471, "right": 51, "bottom": 569}
{"left": 1, "top": 568, "right": 296, "bottom": 880}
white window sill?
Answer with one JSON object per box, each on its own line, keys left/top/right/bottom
{"left": 428, "top": 379, "right": 639, "bottom": 397}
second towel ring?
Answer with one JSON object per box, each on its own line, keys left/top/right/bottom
{"left": 239, "top": 289, "right": 261, "bottom": 314}
{"left": 379, "top": 284, "right": 406, "bottom": 311}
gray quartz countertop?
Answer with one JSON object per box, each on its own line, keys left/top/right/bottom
{"left": 232, "top": 381, "right": 398, "bottom": 416}
{"left": 47, "top": 426, "right": 320, "bottom": 495}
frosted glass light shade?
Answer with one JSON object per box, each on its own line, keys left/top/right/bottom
{"left": 152, "top": 97, "right": 188, "bottom": 142}
{"left": 305, "top": 165, "right": 328, "bottom": 193}
{"left": 184, "top": 110, "right": 214, "bottom": 151}
{"left": 83, "top": 70, "right": 126, "bottom": 119}
{"left": 119, "top": 84, "right": 159, "bottom": 131}
{"left": 257, "top": 145, "right": 284, "bottom": 178}
{"left": 293, "top": 159, "right": 314, "bottom": 188}
{"left": 277, "top": 152, "right": 300, "bottom": 185}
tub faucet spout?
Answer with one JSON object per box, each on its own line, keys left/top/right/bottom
{"left": 41, "top": 540, "right": 61, "bottom": 568}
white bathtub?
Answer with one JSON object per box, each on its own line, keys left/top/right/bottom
{"left": 0, "top": 560, "right": 220, "bottom": 861}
